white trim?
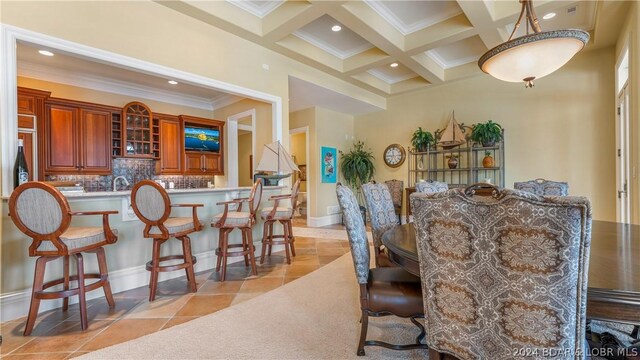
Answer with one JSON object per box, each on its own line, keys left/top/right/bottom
{"left": 0, "top": 24, "right": 284, "bottom": 196}
{"left": 425, "top": 50, "right": 478, "bottom": 70}
{"left": 211, "top": 95, "right": 243, "bottom": 110}
{"left": 307, "top": 214, "right": 342, "bottom": 228}
{"left": 367, "top": 68, "right": 417, "bottom": 85}
{"left": 237, "top": 124, "right": 253, "bottom": 132}
{"left": 18, "top": 61, "right": 218, "bottom": 111}
{"left": 227, "top": 109, "right": 257, "bottom": 188}
{"left": 227, "top": 0, "right": 285, "bottom": 18}
{"left": 289, "top": 126, "right": 310, "bottom": 221}
{"left": 364, "top": 0, "right": 462, "bottom": 35}
{"left": 292, "top": 31, "right": 374, "bottom": 60}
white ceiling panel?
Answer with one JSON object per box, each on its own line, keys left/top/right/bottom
{"left": 289, "top": 76, "right": 383, "bottom": 115}
{"left": 365, "top": 0, "right": 463, "bottom": 35}
{"left": 367, "top": 63, "right": 417, "bottom": 84}
{"left": 426, "top": 36, "right": 487, "bottom": 69}
{"left": 226, "top": 0, "right": 284, "bottom": 18}
{"left": 293, "top": 15, "right": 374, "bottom": 59}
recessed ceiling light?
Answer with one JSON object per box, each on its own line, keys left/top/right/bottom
{"left": 331, "top": 25, "right": 342, "bottom": 32}
{"left": 542, "top": 12, "right": 556, "bottom": 20}
{"left": 390, "top": 62, "right": 399, "bottom": 68}
{"left": 168, "top": 80, "right": 178, "bottom": 85}
{"left": 38, "top": 50, "right": 54, "bottom": 57}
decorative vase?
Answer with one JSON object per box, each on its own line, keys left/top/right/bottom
{"left": 447, "top": 156, "right": 458, "bottom": 169}
{"left": 483, "top": 154, "right": 494, "bottom": 168}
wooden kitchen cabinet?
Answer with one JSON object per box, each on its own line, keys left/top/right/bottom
{"left": 180, "top": 115, "right": 224, "bottom": 176}
{"left": 156, "top": 114, "right": 182, "bottom": 174}
{"left": 44, "top": 99, "right": 115, "bottom": 175}
{"left": 184, "top": 152, "right": 222, "bottom": 175}
{"left": 18, "top": 87, "right": 50, "bottom": 180}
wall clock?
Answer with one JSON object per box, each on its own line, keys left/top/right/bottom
{"left": 383, "top": 144, "right": 406, "bottom": 168}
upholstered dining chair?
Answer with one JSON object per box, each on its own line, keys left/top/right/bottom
{"left": 9, "top": 182, "right": 119, "bottom": 335}
{"left": 514, "top": 178, "right": 569, "bottom": 196}
{"left": 415, "top": 180, "right": 449, "bottom": 194}
{"left": 131, "top": 180, "right": 203, "bottom": 301}
{"left": 362, "top": 181, "right": 399, "bottom": 268}
{"left": 384, "top": 179, "right": 403, "bottom": 222}
{"left": 411, "top": 183, "right": 592, "bottom": 360}
{"left": 336, "top": 183, "right": 428, "bottom": 356}
{"left": 260, "top": 179, "right": 300, "bottom": 264}
{"left": 212, "top": 178, "right": 263, "bottom": 281}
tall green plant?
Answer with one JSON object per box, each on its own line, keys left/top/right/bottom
{"left": 411, "top": 127, "right": 434, "bottom": 152}
{"left": 470, "top": 120, "right": 503, "bottom": 146}
{"left": 339, "top": 141, "right": 375, "bottom": 199}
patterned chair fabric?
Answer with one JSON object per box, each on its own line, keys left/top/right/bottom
{"left": 362, "top": 182, "right": 399, "bottom": 249}
{"left": 149, "top": 217, "right": 196, "bottom": 235}
{"left": 415, "top": 180, "right": 449, "bottom": 194}
{"left": 14, "top": 187, "right": 65, "bottom": 235}
{"left": 336, "top": 183, "right": 370, "bottom": 285}
{"left": 411, "top": 187, "right": 592, "bottom": 360}
{"left": 514, "top": 178, "right": 569, "bottom": 196}
{"left": 133, "top": 184, "right": 167, "bottom": 222}
{"left": 260, "top": 207, "right": 294, "bottom": 219}
{"left": 384, "top": 179, "right": 403, "bottom": 217}
{"left": 37, "top": 227, "right": 117, "bottom": 252}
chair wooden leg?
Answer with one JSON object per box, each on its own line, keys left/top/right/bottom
{"left": 76, "top": 253, "right": 88, "bottom": 331}
{"left": 215, "top": 229, "right": 223, "bottom": 272}
{"left": 282, "top": 220, "right": 291, "bottom": 265}
{"left": 149, "top": 239, "right": 161, "bottom": 301}
{"left": 267, "top": 222, "right": 273, "bottom": 256}
{"left": 62, "top": 255, "right": 70, "bottom": 311}
{"left": 357, "top": 310, "right": 368, "bottom": 356}
{"left": 96, "top": 247, "right": 115, "bottom": 308}
{"left": 181, "top": 236, "right": 197, "bottom": 293}
{"left": 245, "top": 228, "right": 258, "bottom": 276}
{"left": 241, "top": 229, "right": 249, "bottom": 267}
{"left": 260, "top": 221, "right": 269, "bottom": 264}
{"left": 220, "top": 229, "right": 229, "bottom": 282}
{"left": 24, "top": 256, "right": 47, "bottom": 336}
{"left": 287, "top": 220, "right": 296, "bottom": 257}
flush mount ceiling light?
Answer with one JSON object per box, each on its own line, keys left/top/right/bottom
{"left": 390, "top": 62, "right": 399, "bottom": 68}
{"left": 542, "top": 12, "right": 556, "bottom": 20}
{"left": 478, "top": 0, "right": 589, "bottom": 88}
{"left": 168, "top": 80, "right": 178, "bottom": 85}
{"left": 331, "top": 25, "right": 342, "bottom": 32}
{"left": 38, "top": 50, "right": 54, "bottom": 57}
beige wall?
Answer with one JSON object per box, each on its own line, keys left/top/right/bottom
{"left": 290, "top": 132, "right": 307, "bottom": 192}
{"left": 238, "top": 132, "right": 252, "bottom": 187}
{"left": 355, "top": 46, "right": 617, "bottom": 222}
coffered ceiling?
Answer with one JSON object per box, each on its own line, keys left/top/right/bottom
{"left": 159, "top": 0, "right": 626, "bottom": 98}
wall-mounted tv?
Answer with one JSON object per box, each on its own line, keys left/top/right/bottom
{"left": 184, "top": 126, "right": 220, "bottom": 152}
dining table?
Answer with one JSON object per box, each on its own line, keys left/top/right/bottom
{"left": 382, "top": 220, "right": 640, "bottom": 324}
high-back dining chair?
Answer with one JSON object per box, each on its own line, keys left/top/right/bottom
{"left": 514, "top": 178, "right": 569, "bottom": 196}
{"left": 131, "top": 180, "right": 204, "bottom": 301}
{"left": 415, "top": 180, "right": 449, "bottom": 194}
{"left": 384, "top": 179, "right": 403, "bottom": 222}
{"left": 362, "top": 181, "right": 398, "bottom": 268}
{"left": 9, "top": 182, "right": 119, "bottom": 335}
{"left": 411, "top": 184, "right": 592, "bottom": 360}
{"left": 260, "top": 179, "right": 300, "bottom": 264}
{"left": 212, "top": 178, "right": 263, "bottom": 281}
{"left": 336, "top": 183, "right": 428, "bottom": 356}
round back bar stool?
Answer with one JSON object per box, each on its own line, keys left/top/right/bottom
{"left": 212, "top": 179, "right": 263, "bottom": 281}
{"left": 260, "top": 179, "right": 300, "bottom": 264}
{"left": 131, "top": 180, "right": 204, "bottom": 301}
{"left": 9, "top": 182, "right": 119, "bottom": 336}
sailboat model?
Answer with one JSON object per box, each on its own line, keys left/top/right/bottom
{"left": 437, "top": 111, "right": 467, "bottom": 149}
{"left": 255, "top": 141, "right": 299, "bottom": 185}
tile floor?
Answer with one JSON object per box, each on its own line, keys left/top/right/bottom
{"left": 0, "top": 235, "right": 351, "bottom": 359}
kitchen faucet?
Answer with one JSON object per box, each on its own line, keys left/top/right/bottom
{"left": 113, "top": 176, "right": 130, "bottom": 192}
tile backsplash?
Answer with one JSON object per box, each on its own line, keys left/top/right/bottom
{"left": 45, "top": 158, "right": 215, "bottom": 192}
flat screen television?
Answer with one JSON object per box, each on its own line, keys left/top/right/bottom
{"left": 184, "top": 126, "right": 220, "bottom": 152}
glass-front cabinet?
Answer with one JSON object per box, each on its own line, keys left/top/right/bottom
{"left": 120, "top": 101, "right": 158, "bottom": 158}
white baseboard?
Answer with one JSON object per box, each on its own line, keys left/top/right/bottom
{"left": 307, "top": 214, "right": 342, "bottom": 227}
{"left": 0, "top": 245, "right": 283, "bottom": 322}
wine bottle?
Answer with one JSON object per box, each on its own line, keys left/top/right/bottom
{"left": 14, "top": 139, "right": 29, "bottom": 189}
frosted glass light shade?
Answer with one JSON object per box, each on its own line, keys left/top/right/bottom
{"left": 478, "top": 29, "right": 590, "bottom": 84}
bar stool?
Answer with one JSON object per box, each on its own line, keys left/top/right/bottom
{"left": 131, "top": 180, "right": 204, "bottom": 301}
{"left": 260, "top": 179, "right": 300, "bottom": 264}
{"left": 212, "top": 179, "right": 263, "bottom": 281}
{"left": 8, "top": 182, "right": 119, "bottom": 335}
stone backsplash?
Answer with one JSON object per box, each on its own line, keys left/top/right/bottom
{"left": 45, "top": 158, "right": 215, "bottom": 192}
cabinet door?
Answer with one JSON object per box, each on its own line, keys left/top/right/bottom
{"left": 203, "top": 153, "right": 221, "bottom": 175}
{"left": 45, "top": 105, "right": 79, "bottom": 174}
{"left": 184, "top": 153, "right": 205, "bottom": 174}
{"left": 80, "top": 109, "right": 112, "bottom": 174}
{"left": 17, "top": 94, "right": 36, "bottom": 115}
{"left": 18, "top": 132, "right": 34, "bottom": 181}
{"left": 159, "top": 118, "right": 182, "bottom": 174}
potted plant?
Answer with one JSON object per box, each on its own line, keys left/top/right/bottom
{"left": 339, "top": 141, "right": 376, "bottom": 219}
{"left": 411, "top": 127, "right": 434, "bottom": 152}
{"left": 470, "top": 120, "right": 503, "bottom": 147}
{"left": 482, "top": 151, "right": 494, "bottom": 168}
{"left": 446, "top": 154, "right": 459, "bottom": 169}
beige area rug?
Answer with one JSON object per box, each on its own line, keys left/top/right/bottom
{"left": 80, "top": 253, "right": 428, "bottom": 359}
{"left": 292, "top": 226, "right": 373, "bottom": 242}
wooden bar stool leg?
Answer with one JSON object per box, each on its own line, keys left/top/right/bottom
{"left": 267, "top": 222, "right": 273, "bottom": 256}
{"left": 24, "top": 256, "right": 48, "bottom": 336}
{"left": 241, "top": 228, "right": 249, "bottom": 267}
{"left": 245, "top": 228, "right": 258, "bottom": 276}
{"left": 287, "top": 221, "right": 296, "bottom": 257}
{"left": 181, "top": 236, "right": 197, "bottom": 293}
{"left": 76, "top": 253, "right": 88, "bottom": 331}
{"left": 282, "top": 220, "right": 291, "bottom": 265}
{"left": 215, "top": 229, "right": 223, "bottom": 272}
{"left": 149, "top": 239, "right": 161, "bottom": 301}
{"left": 96, "top": 248, "right": 115, "bottom": 308}
{"left": 260, "top": 221, "right": 269, "bottom": 264}
{"left": 180, "top": 237, "right": 191, "bottom": 283}
{"left": 220, "top": 229, "right": 229, "bottom": 282}
{"left": 62, "top": 255, "right": 70, "bottom": 311}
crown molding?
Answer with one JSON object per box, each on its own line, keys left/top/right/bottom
{"left": 17, "top": 61, "right": 221, "bottom": 111}
{"left": 367, "top": 68, "right": 416, "bottom": 85}
{"left": 227, "top": 0, "right": 284, "bottom": 18}
{"left": 425, "top": 50, "right": 477, "bottom": 70}
{"left": 211, "top": 94, "right": 243, "bottom": 109}
{"left": 293, "top": 30, "right": 374, "bottom": 60}
{"left": 364, "top": 0, "right": 463, "bottom": 36}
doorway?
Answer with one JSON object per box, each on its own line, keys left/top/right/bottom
{"left": 226, "top": 109, "right": 256, "bottom": 188}
{"left": 616, "top": 45, "right": 630, "bottom": 223}
{"left": 290, "top": 127, "right": 309, "bottom": 226}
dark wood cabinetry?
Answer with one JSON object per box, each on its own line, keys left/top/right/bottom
{"left": 180, "top": 115, "right": 224, "bottom": 176}
{"left": 156, "top": 114, "right": 182, "bottom": 174}
{"left": 44, "top": 99, "right": 115, "bottom": 175}
{"left": 17, "top": 87, "right": 51, "bottom": 181}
